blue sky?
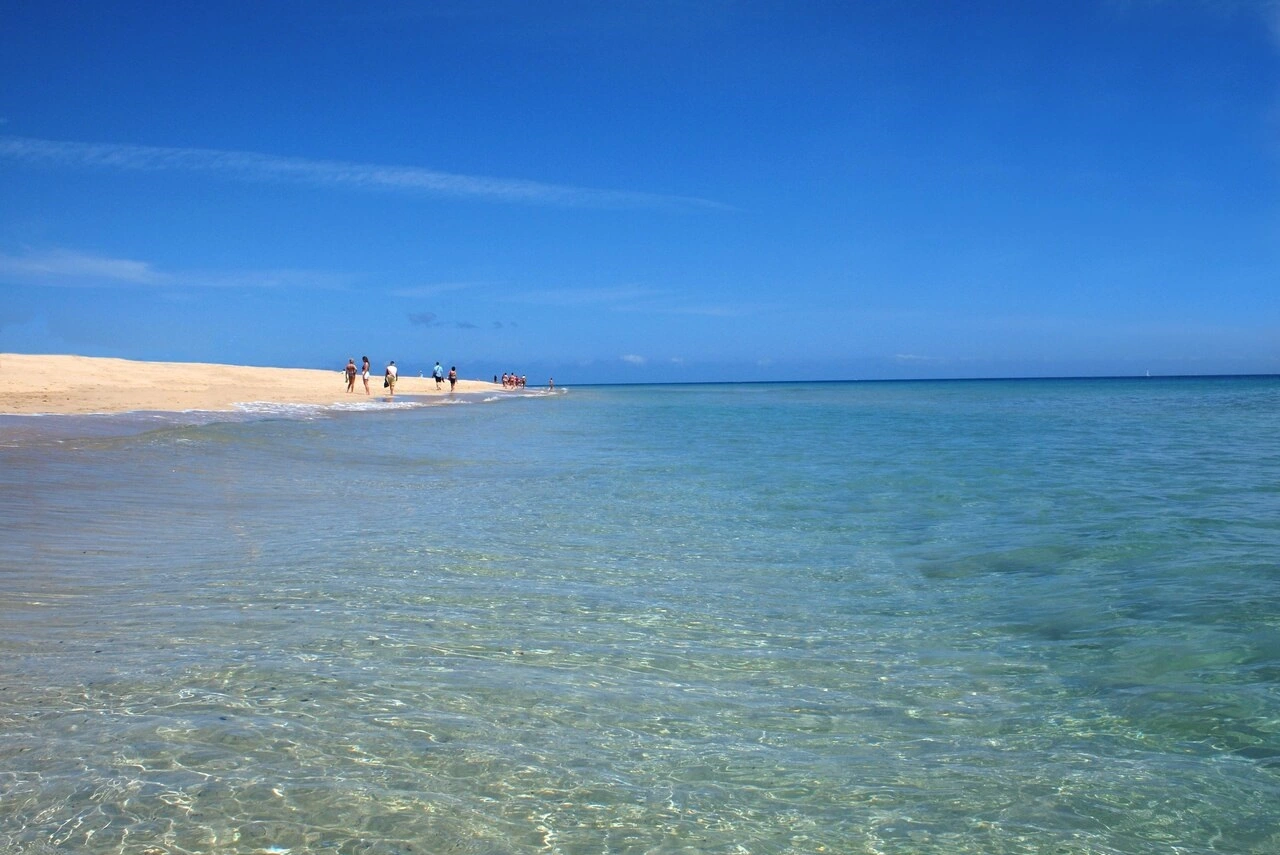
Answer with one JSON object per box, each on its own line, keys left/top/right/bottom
{"left": 1, "top": 0, "right": 1277, "bottom": 383}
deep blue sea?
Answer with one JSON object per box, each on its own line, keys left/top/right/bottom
{"left": 2, "top": 378, "right": 1278, "bottom": 854}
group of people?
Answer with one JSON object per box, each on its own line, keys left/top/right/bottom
{"left": 344, "top": 359, "right": 556, "bottom": 397}
{"left": 431, "top": 361, "right": 458, "bottom": 392}
{"left": 493, "top": 373, "right": 555, "bottom": 390}
{"left": 499, "top": 373, "right": 527, "bottom": 389}
{"left": 344, "top": 357, "right": 457, "bottom": 398}
{"left": 343, "top": 356, "right": 375, "bottom": 395}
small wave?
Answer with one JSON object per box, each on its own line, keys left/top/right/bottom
{"left": 232, "top": 401, "right": 333, "bottom": 417}
{"left": 233, "top": 398, "right": 430, "bottom": 416}
{"left": 327, "top": 399, "right": 429, "bottom": 412}
{"left": 1, "top": 391, "right": 545, "bottom": 444}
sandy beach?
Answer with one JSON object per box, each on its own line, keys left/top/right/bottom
{"left": 0, "top": 353, "right": 502, "bottom": 415}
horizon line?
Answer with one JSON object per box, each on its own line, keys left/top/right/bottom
{"left": 564, "top": 373, "right": 1280, "bottom": 388}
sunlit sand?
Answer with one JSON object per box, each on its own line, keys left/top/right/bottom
{"left": 0, "top": 353, "right": 500, "bottom": 415}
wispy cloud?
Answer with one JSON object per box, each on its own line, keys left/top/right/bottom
{"left": 499, "top": 283, "right": 754, "bottom": 318}
{"left": 621, "top": 354, "right": 647, "bottom": 365}
{"left": 193, "top": 269, "right": 354, "bottom": 290}
{"left": 503, "top": 285, "right": 666, "bottom": 307}
{"left": 628, "top": 302, "right": 748, "bottom": 317}
{"left": 0, "top": 250, "right": 169, "bottom": 287}
{"left": 1261, "top": 0, "right": 1280, "bottom": 47}
{"left": 0, "top": 135, "right": 731, "bottom": 211}
{"left": 1107, "top": 0, "right": 1280, "bottom": 47}
{"left": 0, "top": 248, "right": 352, "bottom": 290}
{"left": 389, "top": 282, "right": 477, "bottom": 298}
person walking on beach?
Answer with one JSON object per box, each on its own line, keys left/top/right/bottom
{"left": 448, "top": 365, "right": 457, "bottom": 392}
{"left": 361, "top": 356, "right": 371, "bottom": 395}
{"left": 433, "top": 361, "right": 445, "bottom": 390}
{"left": 344, "top": 358, "right": 357, "bottom": 393}
{"left": 384, "top": 360, "right": 398, "bottom": 397}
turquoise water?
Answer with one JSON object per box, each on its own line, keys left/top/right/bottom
{"left": 1, "top": 378, "right": 1278, "bottom": 854}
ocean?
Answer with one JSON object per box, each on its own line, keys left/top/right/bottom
{"left": 1, "top": 378, "right": 1278, "bottom": 854}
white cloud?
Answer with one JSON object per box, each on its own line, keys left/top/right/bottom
{"left": 1263, "top": 0, "right": 1280, "bottom": 46}
{"left": 187, "top": 268, "right": 353, "bottom": 290}
{"left": 621, "top": 354, "right": 647, "bottom": 365}
{"left": 638, "top": 303, "right": 747, "bottom": 317}
{"left": 505, "top": 285, "right": 664, "bottom": 307}
{"left": 1107, "top": 0, "right": 1280, "bottom": 47}
{"left": 0, "top": 250, "right": 169, "bottom": 286}
{"left": 0, "top": 135, "right": 730, "bottom": 211}
{"left": 0, "top": 249, "right": 353, "bottom": 290}
{"left": 389, "top": 282, "right": 477, "bottom": 298}
{"left": 502, "top": 285, "right": 752, "bottom": 318}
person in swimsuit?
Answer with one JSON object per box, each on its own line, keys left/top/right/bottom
{"left": 344, "top": 358, "right": 357, "bottom": 393}
{"left": 361, "top": 356, "right": 371, "bottom": 395}
{"left": 448, "top": 365, "right": 457, "bottom": 392}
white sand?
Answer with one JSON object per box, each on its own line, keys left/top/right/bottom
{"left": 0, "top": 354, "right": 501, "bottom": 415}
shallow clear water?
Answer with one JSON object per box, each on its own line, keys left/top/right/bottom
{"left": 2, "top": 379, "right": 1278, "bottom": 854}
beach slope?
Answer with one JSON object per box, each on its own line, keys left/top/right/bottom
{"left": 0, "top": 354, "right": 498, "bottom": 415}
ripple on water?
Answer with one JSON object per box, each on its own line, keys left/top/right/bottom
{"left": 2, "top": 379, "right": 1280, "bottom": 853}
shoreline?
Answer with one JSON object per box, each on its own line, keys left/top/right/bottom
{"left": 0, "top": 353, "right": 504, "bottom": 415}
